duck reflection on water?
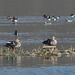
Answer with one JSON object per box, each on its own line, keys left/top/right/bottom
{"left": 43, "top": 56, "right": 57, "bottom": 65}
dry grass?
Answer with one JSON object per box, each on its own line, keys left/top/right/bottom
{"left": 0, "top": 46, "right": 74, "bottom": 60}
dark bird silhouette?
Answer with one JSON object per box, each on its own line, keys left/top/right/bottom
{"left": 5, "top": 39, "right": 21, "bottom": 52}
{"left": 43, "top": 15, "right": 50, "bottom": 18}
{"left": 14, "top": 30, "right": 18, "bottom": 40}
{"left": 42, "top": 36, "right": 57, "bottom": 46}
{"left": 12, "top": 16, "right": 18, "bottom": 24}
{"left": 70, "top": 14, "right": 75, "bottom": 17}
{"left": 14, "top": 30, "right": 18, "bottom": 36}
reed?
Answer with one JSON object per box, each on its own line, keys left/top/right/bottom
{"left": 0, "top": 46, "right": 74, "bottom": 59}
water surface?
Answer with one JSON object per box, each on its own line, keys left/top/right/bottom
{"left": 0, "top": 0, "right": 75, "bottom": 74}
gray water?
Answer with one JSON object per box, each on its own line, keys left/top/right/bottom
{"left": 0, "top": 16, "right": 75, "bottom": 51}
{"left": 0, "top": 15, "right": 75, "bottom": 75}
{"left": 0, "top": 0, "right": 75, "bottom": 75}
{"left": 0, "top": 66, "right": 75, "bottom": 75}
{"left": 0, "top": 0, "right": 75, "bottom": 16}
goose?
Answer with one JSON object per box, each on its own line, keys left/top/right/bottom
{"left": 42, "top": 36, "right": 57, "bottom": 46}
{"left": 5, "top": 39, "right": 21, "bottom": 52}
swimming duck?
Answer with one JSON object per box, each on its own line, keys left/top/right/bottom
{"left": 14, "top": 30, "right": 18, "bottom": 36}
{"left": 14, "top": 30, "right": 18, "bottom": 39}
{"left": 7, "top": 16, "right": 12, "bottom": 20}
{"left": 48, "top": 16, "right": 60, "bottom": 21}
{"left": 65, "top": 19, "right": 73, "bottom": 22}
{"left": 11, "top": 16, "right": 18, "bottom": 23}
{"left": 70, "top": 14, "right": 75, "bottom": 17}
{"left": 43, "top": 15, "right": 50, "bottom": 18}
{"left": 42, "top": 36, "right": 57, "bottom": 46}
{"left": 5, "top": 39, "right": 21, "bottom": 52}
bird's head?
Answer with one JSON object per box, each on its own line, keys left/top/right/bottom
{"left": 16, "top": 39, "right": 20, "bottom": 42}
{"left": 52, "top": 36, "right": 58, "bottom": 40}
{"left": 52, "top": 36, "right": 56, "bottom": 39}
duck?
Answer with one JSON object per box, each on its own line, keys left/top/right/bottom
{"left": 47, "top": 16, "right": 60, "bottom": 21}
{"left": 7, "top": 16, "right": 12, "bottom": 20}
{"left": 14, "top": 30, "right": 18, "bottom": 39}
{"left": 11, "top": 16, "right": 18, "bottom": 23}
{"left": 42, "top": 36, "right": 57, "bottom": 46}
{"left": 43, "top": 15, "right": 50, "bottom": 18}
{"left": 70, "top": 14, "right": 75, "bottom": 17}
{"left": 7, "top": 16, "right": 18, "bottom": 23}
{"left": 51, "top": 16, "right": 58, "bottom": 21}
{"left": 5, "top": 39, "right": 21, "bottom": 52}
{"left": 54, "top": 16, "right": 60, "bottom": 20}
{"left": 65, "top": 19, "right": 73, "bottom": 23}
{"left": 14, "top": 30, "right": 18, "bottom": 36}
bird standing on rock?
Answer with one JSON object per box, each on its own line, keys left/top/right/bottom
{"left": 42, "top": 36, "right": 57, "bottom": 46}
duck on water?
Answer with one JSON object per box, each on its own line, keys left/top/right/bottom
{"left": 70, "top": 14, "right": 75, "bottom": 17}
{"left": 12, "top": 16, "right": 18, "bottom": 23}
{"left": 7, "top": 16, "right": 18, "bottom": 23}
{"left": 42, "top": 36, "right": 57, "bottom": 46}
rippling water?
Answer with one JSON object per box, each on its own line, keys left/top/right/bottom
{"left": 0, "top": 16, "right": 75, "bottom": 66}
{"left": 0, "top": 0, "right": 75, "bottom": 74}
{"left": 0, "top": 66, "right": 75, "bottom": 75}
{"left": 0, "top": 55, "right": 75, "bottom": 75}
{"left": 0, "top": 1, "right": 75, "bottom": 75}
{"left": 0, "top": 16, "right": 75, "bottom": 50}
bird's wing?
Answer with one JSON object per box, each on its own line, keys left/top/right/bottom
{"left": 47, "top": 39, "right": 53, "bottom": 43}
{"left": 42, "top": 39, "right": 53, "bottom": 45}
{"left": 7, "top": 41, "right": 17, "bottom": 46}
